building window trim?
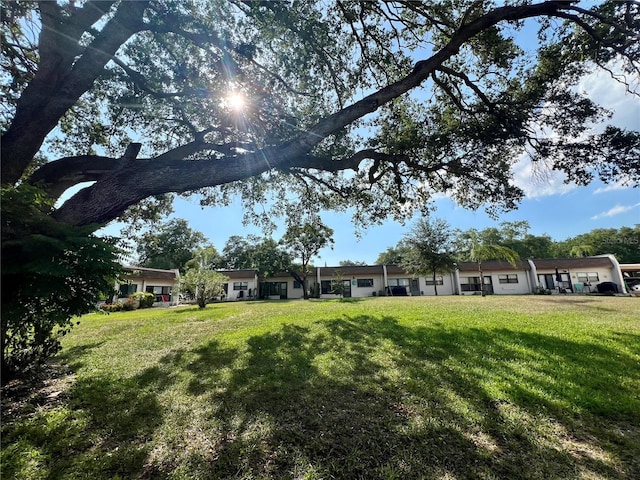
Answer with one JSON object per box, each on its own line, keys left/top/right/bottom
{"left": 233, "top": 281, "right": 249, "bottom": 290}
{"left": 576, "top": 272, "right": 599, "bottom": 284}
{"left": 498, "top": 274, "right": 518, "bottom": 284}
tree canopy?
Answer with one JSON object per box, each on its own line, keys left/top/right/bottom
{"left": 282, "top": 218, "right": 334, "bottom": 299}
{"left": 2, "top": 1, "right": 638, "bottom": 375}
{"left": 136, "top": 218, "right": 208, "bottom": 272}
{"left": 2, "top": 1, "right": 639, "bottom": 230}
{"left": 556, "top": 226, "right": 640, "bottom": 263}
{"left": 400, "top": 218, "right": 456, "bottom": 296}
{"left": 222, "top": 234, "right": 293, "bottom": 278}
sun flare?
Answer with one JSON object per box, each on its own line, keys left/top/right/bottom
{"left": 226, "top": 92, "right": 246, "bottom": 111}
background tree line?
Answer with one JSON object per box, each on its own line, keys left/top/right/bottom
{"left": 139, "top": 219, "right": 638, "bottom": 276}
{"left": 377, "top": 222, "right": 639, "bottom": 265}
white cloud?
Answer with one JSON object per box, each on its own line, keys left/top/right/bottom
{"left": 591, "top": 202, "right": 640, "bottom": 220}
{"left": 511, "top": 153, "right": 577, "bottom": 199}
{"left": 593, "top": 178, "right": 634, "bottom": 194}
{"left": 578, "top": 62, "right": 640, "bottom": 131}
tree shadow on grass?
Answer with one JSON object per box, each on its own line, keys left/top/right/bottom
{"left": 2, "top": 346, "right": 180, "bottom": 479}
{"left": 177, "top": 316, "right": 639, "bottom": 479}
{"left": 3, "top": 315, "right": 638, "bottom": 479}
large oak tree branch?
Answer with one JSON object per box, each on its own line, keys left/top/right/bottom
{"left": 49, "top": 1, "right": 575, "bottom": 227}
{"left": 1, "top": 1, "right": 149, "bottom": 185}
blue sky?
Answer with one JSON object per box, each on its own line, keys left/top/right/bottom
{"left": 100, "top": 62, "right": 638, "bottom": 266}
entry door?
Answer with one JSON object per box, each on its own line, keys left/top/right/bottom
{"left": 538, "top": 274, "right": 555, "bottom": 290}
{"left": 410, "top": 278, "right": 420, "bottom": 296}
{"left": 558, "top": 273, "right": 572, "bottom": 292}
{"left": 483, "top": 276, "right": 494, "bottom": 295}
{"left": 279, "top": 282, "right": 288, "bottom": 299}
{"left": 342, "top": 280, "right": 352, "bottom": 298}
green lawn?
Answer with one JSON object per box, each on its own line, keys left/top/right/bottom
{"left": 2, "top": 296, "right": 639, "bottom": 479}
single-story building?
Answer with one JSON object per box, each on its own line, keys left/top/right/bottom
{"left": 529, "top": 255, "right": 626, "bottom": 294}
{"left": 119, "top": 266, "right": 180, "bottom": 306}
{"left": 116, "top": 254, "right": 629, "bottom": 304}
{"left": 456, "top": 260, "right": 534, "bottom": 295}
{"left": 218, "top": 269, "right": 260, "bottom": 300}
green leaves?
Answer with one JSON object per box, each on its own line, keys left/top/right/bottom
{"left": 1, "top": 185, "right": 124, "bottom": 377}
{"left": 179, "top": 268, "right": 228, "bottom": 309}
{"left": 400, "top": 217, "right": 457, "bottom": 281}
{"left": 136, "top": 219, "right": 207, "bottom": 272}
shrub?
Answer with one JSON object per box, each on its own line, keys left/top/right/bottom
{"left": 534, "top": 286, "right": 551, "bottom": 295}
{"left": 1, "top": 185, "right": 123, "bottom": 378}
{"left": 131, "top": 292, "right": 155, "bottom": 308}
{"left": 179, "top": 269, "right": 228, "bottom": 308}
{"left": 101, "top": 302, "right": 123, "bottom": 312}
{"left": 122, "top": 297, "right": 139, "bottom": 311}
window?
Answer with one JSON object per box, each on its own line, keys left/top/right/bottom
{"left": 321, "top": 280, "right": 332, "bottom": 294}
{"left": 266, "top": 282, "right": 282, "bottom": 296}
{"left": 293, "top": 280, "right": 302, "bottom": 289}
{"left": 145, "top": 286, "right": 171, "bottom": 295}
{"left": 388, "top": 278, "right": 410, "bottom": 287}
{"left": 119, "top": 283, "right": 137, "bottom": 297}
{"left": 425, "top": 276, "right": 444, "bottom": 285}
{"left": 577, "top": 272, "right": 599, "bottom": 284}
{"left": 460, "top": 277, "right": 491, "bottom": 292}
{"left": 233, "top": 281, "right": 248, "bottom": 290}
{"left": 498, "top": 274, "right": 518, "bottom": 284}
{"left": 357, "top": 278, "right": 374, "bottom": 288}
{"left": 145, "top": 285, "right": 172, "bottom": 301}
{"left": 461, "top": 277, "right": 480, "bottom": 292}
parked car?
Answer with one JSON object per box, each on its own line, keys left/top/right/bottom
{"left": 596, "top": 282, "right": 619, "bottom": 294}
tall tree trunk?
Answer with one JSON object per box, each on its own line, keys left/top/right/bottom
{"left": 478, "top": 261, "right": 485, "bottom": 297}
{"left": 302, "top": 276, "right": 309, "bottom": 300}
{"left": 433, "top": 270, "right": 439, "bottom": 296}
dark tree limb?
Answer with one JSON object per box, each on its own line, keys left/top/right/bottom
{"left": 1, "top": 1, "right": 149, "bottom": 185}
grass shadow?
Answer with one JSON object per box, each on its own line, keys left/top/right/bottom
{"left": 177, "top": 315, "right": 639, "bottom": 479}
{"left": 2, "top": 352, "right": 179, "bottom": 479}
{"left": 3, "top": 311, "right": 638, "bottom": 479}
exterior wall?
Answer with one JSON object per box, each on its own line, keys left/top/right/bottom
{"left": 220, "top": 271, "right": 259, "bottom": 300}
{"left": 314, "top": 271, "right": 457, "bottom": 298}
{"left": 604, "top": 254, "right": 628, "bottom": 294}
{"left": 119, "top": 267, "right": 180, "bottom": 306}
{"left": 457, "top": 269, "right": 532, "bottom": 295}
{"left": 317, "top": 272, "right": 386, "bottom": 298}
{"left": 536, "top": 266, "right": 616, "bottom": 293}
{"left": 530, "top": 257, "right": 621, "bottom": 293}
{"left": 287, "top": 278, "right": 306, "bottom": 299}
{"left": 489, "top": 270, "right": 532, "bottom": 295}
{"left": 419, "top": 272, "right": 457, "bottom": 296}
{"left": 260, "top": 274, "right": 305, "bottom": 299}
{"left": 127, "top": 278, "right": 176, "bottom": 293}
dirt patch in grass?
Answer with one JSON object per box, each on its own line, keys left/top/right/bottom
{"left": 1, "top": 362, "right": 76, "bottom": 423}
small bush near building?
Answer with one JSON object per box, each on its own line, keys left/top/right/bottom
{"left": 534, "top": 286, "right": 551, "bottom": 295}
{"left": 101, "top": 302, "right": 123, "bottom": 312}
{"left": 122, "top": 297, "right": 139, "bottom": 311}
{"left": 131, "top": 292, "right": 155, "bottom": 308}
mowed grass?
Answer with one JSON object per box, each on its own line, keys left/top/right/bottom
{"left": 2, "top": 296, "right": 639, "bottom": 479}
